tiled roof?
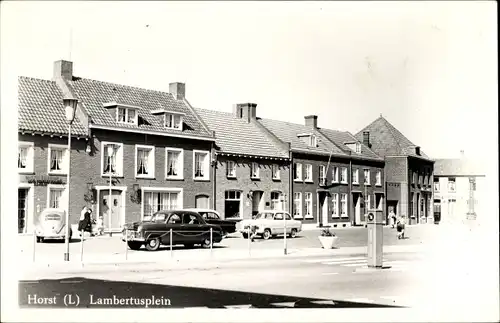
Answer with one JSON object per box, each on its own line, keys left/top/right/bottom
{"left": 257, "top": 118, "right": 348, "bottom": 157}
{"left": 355, "top": 116, "right": 431, "bottom": 160}
{"left": 18, "top": 77, "right": 88, "bottom": 137}
{"left": 434, "top": 159, "right": 485, "bottom": 176}
{"left": 194, "top": 108, "right": 289, "bottom": 158}
{"left": 318, "top": 128, "right": 383, "bottom": 161}
{"left": 66, "top": 78, "right": 213, "bottom": 139}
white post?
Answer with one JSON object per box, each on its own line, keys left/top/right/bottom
{"left": 64, "top": 124, "right": 71, "bottom": 261}
{"left": 210, "top": 227, "right": 213, "bottom": 256}
{"left": 283, "top": 194, "right": 287, "bottom": 255}
{"left": 247, "top": 226, "right": 251, "bottom": 256}
{"left": 80, "top": 230, "right": 84, "bottom": 262}
{"left": 32, "top": 229, "right": 36, "bottom": 262}
{"left": 109, "top": 167, "right": 112, "bottom": 237}
{"left": 125, "top": 228, "right": 128, "bottom": 261}
{"left": 170, "top": 228, "right": 173, "bottom": 258}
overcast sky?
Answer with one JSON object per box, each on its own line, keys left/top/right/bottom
{"left": 1, "top": 1, "right": 497, "bottom": 159}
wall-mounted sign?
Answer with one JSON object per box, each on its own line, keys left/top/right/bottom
{"left": 26, "top": 176, "right": 64, "bottom": 186}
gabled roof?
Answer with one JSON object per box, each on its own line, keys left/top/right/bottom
{"left": 18, "top": 77, "right": 88, "bottom": 137}
{"left": 318, "top": 128, "right": 383, "bottom": 161}
{"left": 257, "top": 118, "right": 348, "bottom": 157}
{"left": 66, "top": 77, "right": 213, "bottom": 139}
{"left": 194, "top": 108, "right": 289, "bottom": 158}
{"left": 434, "top": 158, "right": 485, "bottom": 177}
{"left": 355, "top": 116, "right": 431, "bottom": 160}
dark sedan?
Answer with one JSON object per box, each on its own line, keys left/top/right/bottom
{"left": 185, "top": 209, "right": 239, "bottom": 236}
{"left": 122, "top": 210, "right": 223, "bottom": 251}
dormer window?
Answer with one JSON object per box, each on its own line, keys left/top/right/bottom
{"left": 345, "top": 142, "right": 361, "bottom": 153}
{"left": 151, "top": 109, "right": 185, "bottom": 131}
{"left": 298, "top": 133, "right": 317, "bottom": 147}
{"left": 104, "top": 101, "right": 139, "bottom": 126}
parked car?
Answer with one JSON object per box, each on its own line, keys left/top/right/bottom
{"left": 238, "top": 210, "right": 302, "bottom": 240}
{"left": 185, "top": 208, "right": 238, "bottom": 236}
{"left": 34, "top": 208, "right": 72, "bottom": 242}
{"left": 122, "top": 210, "right": 223, "bottom": 251}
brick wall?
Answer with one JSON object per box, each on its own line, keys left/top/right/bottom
{"left": 385, "top": 157, "right": 407, "bottom": 182}
{"left": 214, "top": 155, "right": 290, "bottom": 220}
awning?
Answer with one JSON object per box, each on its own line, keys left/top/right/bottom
{"left": 316, "top": 188, "right": 331, "bottom": 194}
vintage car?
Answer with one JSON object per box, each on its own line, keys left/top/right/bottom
{"left": 238, "top": 210, "right": 302, "bottom": 240}
{"left": 184, "top": 208, "right": 239, "bottom": 236}
{"left": 34, "top": 208, "right": 72, "bottom": 242}
{"left": 122, "top": 210, "right": 224, "bottom": 251}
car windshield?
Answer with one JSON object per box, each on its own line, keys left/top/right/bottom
{"left": 255, "top": 212, "right": 274, "bottom": 219}
{"left": 149, "top": 213, "right": 167, "bottom": 222}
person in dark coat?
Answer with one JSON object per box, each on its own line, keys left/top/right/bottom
{"left": 78, "top": 206, "right": 94, "bottom": 236}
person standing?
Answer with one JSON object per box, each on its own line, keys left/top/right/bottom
{"left": 396, "top": 214, "right": 406, "bottom": 239}
{"left": 389, "top": 209, "right": 397, "bottom": 228}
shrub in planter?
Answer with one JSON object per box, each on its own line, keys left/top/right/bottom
{"left": 318, "top": 228, "right": 339, "bottom": 249}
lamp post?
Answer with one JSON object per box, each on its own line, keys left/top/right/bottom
{"left": 64, "top": 97, "right": 78, "bottom": 261}
{"left": 107, "top": 144, "right": 115, "bottom": 237}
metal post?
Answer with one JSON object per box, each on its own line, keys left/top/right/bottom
{"left": 32, "top": 229, "right": 36, "bottom": 262}
{"left": 109, "top": 157, "right": 112, "bottom": 237}
{"left": 80, "top": 230, "right": 84, "bottom": 262}
{"left": 64, "top": 124, "right": 71, "bottom": 261}
{"left": 169, "top": 228, "right": 173, "bottom": 258}
{"left": 247, "top": 226, "right": 251, "bottom": 256}
{"left": 210, "top": 227, "right": 213, "bottom": 256}
{"left": 125, "top": 228, "right": 128, "bottom": 261}
{"left": 283, "top": 194, "right": 287, "bottom": 255}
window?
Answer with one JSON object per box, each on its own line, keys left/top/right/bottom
{"left": 304, "top": 192, "right": 313, "bottom": 218}
{"left": 420, "top": 198, "right": 424, "bottom": 214}
{"left": 293, "top": 163, "right": 302, "bottom": 181}
{"left": 331, "top": 193, "right": 339, "bottom": 217}
{"left": 364, "top": 169, "right": 370, "bottom": 186}
{"left": 194, "top": 151, "right": 210, "bottom": 180}
{"left": 319, "top": 165, "right": 326, "bottom": 185}
{"left": 434, "top": 177, "right": 440, "bottom": 192}
{"left": 48, "top": 144, "right": 68, "bottom": 175}
{"left": 299, "top": 135, "right": 317, "bottom": 147}
{"left": 167, "top": 213, "right": 181, "bottom": 224}
{"left": 412, "top": 172, "right": 417, "bottom": 184}
{"left": 225, "top": 190, "right": 242, "bottom": 218}
{"left": 340, "top": 194, "right": 347, "bottom": 217}
{"left": 117, "top": 107, "right": 138, "bottom": 125}
{"left": 165, "top": 148, "right": 183, "bottom": 179}
{"left": 143, "top": 191, "right": 180, "bottom": 219}
{"left": 448, "top": 178, "right": 456, "bottom": 192}
{"left": 135, "top": 145, "right": 155, "bottom": 178}
{"left": 340, "top": 167, "right": 348, "bottom": 184}
{"left": 18, "top": 142, "right": 34, "bottom": 173}
{"left": 332, "top": 166, "right": 339, "bottom": 183}
{"left": 270, "top": 191, "right": 282, "bottom": 210}
{"left": 376, "top": 170, "right": 382, "bottom": 186}
{"left": 352, "top": 169, "right": 359, "bottom": 184}
{"left": 250, "top": 162, "right": 260, "bottom": 179}
{"left": 195, "top": 195, "right": 210, "bottom": 209}
{"left": 410, "top": 193, "right": 414, "bottom": 216}
{"left": 309, "top": 135, "right": 317, "bottom": 147}
{"left": 101, "top": 142, "right": 124, "bottom": 176}
{"left": 418, "top": 173, "right": 422, "bottom": 186}
{"left": 293, "top": 192, "right": 302, "bottom": 218}
{"left": 165, "top": 113, "right": 183, "bottom": 130}
{"left": 304, "top": 164, "right": 313, "bottom": 182}
{"left": 226, "top": 161, "right": 236, "bottom": 178}
{"left": 356, "top": 143, "right": 361, "bottom": 153}
{"left": 274, "top": 213, "right": 284, "bottom": 220}
{"left": 47, "top": 185, "right": 66, "bottom": 209}
{"left": 366, "top": 194, "right": 371, "bottom": 210}
{"left": 376, "top": 194, "right": 383, "bottom": 210}
{"left": 272, "top": 164, "right": 280, "bottom": 180}
{"left": 183, "top": 213, "right": 201, "bottom": 225}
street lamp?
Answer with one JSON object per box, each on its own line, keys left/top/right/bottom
{"left": 64, "top": 97, "right": 78, "bottom": 262}
{"left": 107, "top": 144, "right": 115, "bottom": 237}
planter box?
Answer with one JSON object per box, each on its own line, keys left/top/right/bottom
{"left": 318, "top": 236, "right": 339, "bottom": 249}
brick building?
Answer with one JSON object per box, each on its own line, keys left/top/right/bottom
{"left": 195, "top": 104, "right": 290, "bottom": 220}
{"left": 18, "top": 60, "right": 216, "bottom": 234}
{"left": 258, "top": 115, "right": 385, "bottom": 229}
{"left": 355, "top": 116, "right": 434, "bottom": 225}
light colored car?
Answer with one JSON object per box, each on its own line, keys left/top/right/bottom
{"left": 34, "top": 208, "right": 72, "bottom": 242}
{"left": 238, "top": 210, "right": 302, "bottom": 240}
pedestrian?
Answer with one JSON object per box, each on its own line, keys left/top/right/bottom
{"left": 389, "top": 210, "right": 396, "bottom": 228}
{"left": 396, "top": 215, "right": 406, "bottom": 239}
{"left": 96, "top": 215, "right": 104, "bottom": 236}
{"left": 78, "top": 206, "right": 94, "bottom": 237}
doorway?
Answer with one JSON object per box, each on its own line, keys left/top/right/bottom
{"left": 252, "top": 191, "right": 264, "bottom": 217}
{"left": 353, "top": 193, "right": 361, "bottom": 225}
{"left": 18, "top": 188, "right": 29, "bottom": 233}
{"left": 387, "top": 200, "right": 398, "bottom": 225}
{"left": 317, "top": 192, "right": 329, "bottom": 227}
{"left": 195, "top": 195, "right": 210, "bottom": 209}
{"left": 100, "top": 189, "right": 124, "bottom": 232}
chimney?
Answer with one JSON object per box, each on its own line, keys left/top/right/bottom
{"left": 304, "top": 115, "right": 318, "bottom": 129}
{"left": 362, "top": 131, "right": 371, "bottom": 148}
{"left": 53, "top": 60, "right": 73, "bottom": 80}
{"left": 169, "top": 82, "right": 185, "bottom": 100}
{"left": 415, "top": 146, "right": 421, "bottom": 156}
{"left": 460, "top": 150, "right": 465, "bottom": 158}
{"left": 233, "top": 103, "right": 257, "bottom": 123}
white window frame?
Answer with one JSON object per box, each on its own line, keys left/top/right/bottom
{"left": 141, "top": 187, "right": 183, "bottom": 220}
{"left": 304, "top": 192, "right": 313, "bottom": 219}
{"left": 376, "top": 170, "right": 382, "bottom": 186}
{"left": 448, "top": 177, "right": 456, "bottom": 192}
{"left": 294, "top": 163, "right": 303, "bottom": 182}
{"left": 165, "top": 147, "right": 184, "bottom": 180}
{"left": 47, "top": 144, "right": 69, "bottom": 175}
{"left": 304, "top": 164, "right": 313, "bottom": 182}
{"left": 135, "top": 145, "right": 155, "bottom": 179}
{"left": 18, "top": 141, "right": 34, "bottom": 174}
{"left": 352, "top": 169, "right": 359, "bottom": 185}
{"left": 100, "top": 141, "right": 124, "bottom": 177}
{"left": 164, "top": 113, "right": 183, "bottom": 130}
{"left": 272, "top": 164, "right": 280, "bottom": 180}
{"left": 250, "top": 162, "right": 260, "bottom": 179}
{"left": 226, "top": 160, "right": 236, "bottom": 178}
{"left": 117, "top": 107, "right": 138, "bottom": 125}
{"left": 309, "top": 135, "right": 317, "bottom": 147}
{"left": 193, "top": 150, "right": 210, "bottom": 181}
{"left": 366, "top": 194, "right": 371, "bottom": 210}
{"left": 270, "top": 191, "right": 282, "bottom": 210}
{"left": 356, "top": 143, "right": 361, "bottom": 153}
{"left": 332, "top": 166, "right": 339, "bottom": 183}
{"left": 46, "top": 184, "right": 67, "bottom": 210}
{"left": 293, "top": 192, "right": 302, "bottom": 219}
{"left": 340, "top": 167, "right": 348, "bottom": 184}
{"left": 319, "top": 165, "right": 326, "bottom": 184}
{"left": 331, "top": 193, "right": 339, "bottom": 218}
{"left": 340, "top": 193, "right": 348, "bottom": 217}
{"left": 434, "top": 178, "right": 440, "bottom": 192}
{"left": 364, "top": 169, "right": 371, "bottom": 186}
{"left": 225, "top": 190, "right": 242, "bottom": 219}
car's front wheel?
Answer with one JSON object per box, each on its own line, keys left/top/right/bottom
{"left": 36, "top": 236, "right": 43, "bottom": 243}
{"left": 201, "top": 237, "right": 213, "bottom": 248}
{"left": 127, "top": 241, "right": 142, "bottom": 250}
{"left": 290, "top": 228, "right": 298, "bottom": 238}
{"left": 262, "top": 229, "right": 272, "bottom": 240}
{"left": 145, "top": 237, "right": 160, "bottom": 251}
{"left": 242, "top": 233, "right": 249, "bottom": 239}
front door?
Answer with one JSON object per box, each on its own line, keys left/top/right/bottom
{"left": 195, "top": 195, "right": 210, "bottom": 209}
{"left": 100, "top": 190, "right": 123, "bottom": 232}
{"left": 318, "top": 193, "right": 328, "bottom": 227}
{"left": 252, "top": 191, "right": 263, "bottom": 217}
{"left": 18, "top": 188, "right": 29, "bottom": 233}
{"left": 354, "top": 194, "right": 361, "bottom": 225}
